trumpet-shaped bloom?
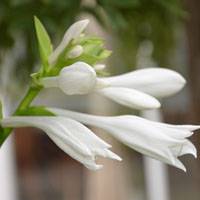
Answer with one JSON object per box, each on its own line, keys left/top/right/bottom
{"left": 42, "top": 62, "right": 161, "bottom": 109}
{"left": 41, "top": 62, "right": 186, "bottom": 110}
{"left": 41, "top": 62, "right": 107, "bottom": 95}
{"left": 49, "top": 19, "right": 89, "bottom": 65}
{"left": 48, "top": 108, "right": 200, "bottom": 171}
{"left": 100, "top": 67, "right": 186, "bottom": 98}
{"left": 1, "top": 116, "right": 121, "bottom": 170}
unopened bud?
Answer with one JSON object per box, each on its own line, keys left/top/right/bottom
{"left": 67, "top": 45, "right": 83, "bottom": 59}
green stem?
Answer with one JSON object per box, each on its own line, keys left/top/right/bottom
{"left": 0, "top": 85, "right": 42, "bottom": 146}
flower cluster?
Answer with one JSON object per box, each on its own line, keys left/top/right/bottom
{"left": 0, "top": 18, "right": 199, "bottom": 171}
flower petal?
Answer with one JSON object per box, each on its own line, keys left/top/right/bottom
{"left": 98, "top": 87, "right": 161, "bottom": 110}
{"left": 48, "top": 133, "right": 102, "bottom": 170}
{"left": 58, "top": 62, "right": 97, "bottom": 95}
{"left": 171, "top": 139, "right": 197, "bottom": 158}
{"left": 174, "top": 159, "right": 186, "bottom": 172}
{"left": 100, "top": 68, "right": 186, "bottom": 98}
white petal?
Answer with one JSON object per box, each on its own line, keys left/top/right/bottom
{"left": 178, "top": 140, "right": 197, "bottom": 158}
{"left": 85, "top": 163, "right": 103, "bottom": 170}
{"left": 98, "top": 87, "right": 161, "bottom": 110}
{"left": 174, "top": 159, "right": 186, "bottom": 172}
{"left": 58, "top": 62, "right": 97, "bottom": 95}
{"left": 48, "top": 133, "right": 101, "bottom": 170}
{"left": 59, "top": 117, "right": 122, "bottom": 161}
{"left": 49, "top": 19, "right": 89, "bottom": 64}
{"left": 94, "top": 149, "right": 122, "bottom": 161}
{"left": 57, "top": 117, "right": 111, "bottom": 149}
{"left": 105, "top": 149, "right": 122, "bottom": 161}
{"left": 100, "top": 68, "right": 186, "bottom": 98}
{"left": 166, "top": 124, "right": 200, "bottom": 132}
{"left": 151, "top": 122, "right": 200, "bottom": 139}
{"left": 147, "top": 122, "right": 194, "bottom": 139}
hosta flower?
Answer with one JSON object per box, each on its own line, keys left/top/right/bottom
{"left": 41, "top": 62, "right": 160, "bottom": 109}
{"left": 1, "top": 116, "right": 121, "bottom": 170}
{"left": 41, "top": 62, "right": 186, "bottom": 110}
{"left": 41, "top": 62, "right": 107, "bottom": 95}
{"left": 48, "top": 108, "right": 200, "bottom": 171}
{"left": 48, "top": 19, "right": 89, "bottom": 65}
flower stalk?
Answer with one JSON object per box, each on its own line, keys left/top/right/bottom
{"left": 0, "top": 85, "right": 42, "bottom": 146}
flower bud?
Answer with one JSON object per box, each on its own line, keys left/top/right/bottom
{"left": 94, "top": 64, "right": 106, "bottom": 71}
{"left": 58, "top": 62, "right": 97, "bottom": 95}
{"left": 67, "top": 45, "right": 83, "bottom": 59}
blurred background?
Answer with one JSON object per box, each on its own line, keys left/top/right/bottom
{"left": 0, "top": 0, "right": 200, "bottom": 199}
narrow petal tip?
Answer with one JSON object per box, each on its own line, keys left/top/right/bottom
{"left": 180, "top": 140, "right": 197, "bottom": 158}
{"left": 174, "top": 159, "right": 187, "bottom": 172}
{"left": 85, "top": 164, "right": 103, "bottom": 170}
{"left": 106, "top": 150, "right": 122, "bottom": 161}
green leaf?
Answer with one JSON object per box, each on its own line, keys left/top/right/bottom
{"left": 18, "top": 106, "right": 55, "bottom": 117}
{"left": 34, "top": 16, "right": 53, "bottom": 72}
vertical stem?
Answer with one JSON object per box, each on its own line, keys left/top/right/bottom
{"left": 0, "top": 86, "right": 42, "bottom": 146}
{"left": 14, "top": 86, "right": 42, "bottom": 114}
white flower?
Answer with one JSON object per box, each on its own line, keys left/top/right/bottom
{"left": 41, "top": 62, "right": 107, "bottom": 95}
{"left": 42, "top": 62, "right": 161, "bottom": 109}
{"left": 48, "top": 108, "right": 200, "bottom": 171}
{"left": 100, "top": 67, "right": 186, "bottom": 98}
{"left": 48, "top": 19, "right": 89, "bottom": 65}
{"left": 1, "top": 116, "right": 121, "bottom": 170}
{"left": 41, "top": 62, "right": 186, "bottom": 110}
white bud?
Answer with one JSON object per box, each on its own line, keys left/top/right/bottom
{"left": 94, "top": 64, "right": 106, "bottom": 71}
{"left": 41, "top": 62, "right": 108, "bottom": 95}
{"left": 58, "top": 62, "right": 97, "bottom": 95}
{"left": 67, "top": 45, "right": 83, "bottom": 59}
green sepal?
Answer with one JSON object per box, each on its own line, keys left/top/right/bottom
{"left": 17, "top": 106, "right": 55, "bottom": 117}
{"left": 49, "top": 36, "right": 112, "bottom": 76}
{"left": 34, "top": 16, "right": 53, "bottom": 73}
{"left": 78, "top": 36, "right": 112, "bottom": 63}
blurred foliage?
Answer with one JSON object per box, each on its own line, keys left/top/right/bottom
{"left": 0, "top": 0, "right": 81, "bottom": 83}
{"left": 92, "top": 0, "right": 186, "bottom": 72}
{"left": 0, "top": 0, "right": 185, "bottom": 83}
